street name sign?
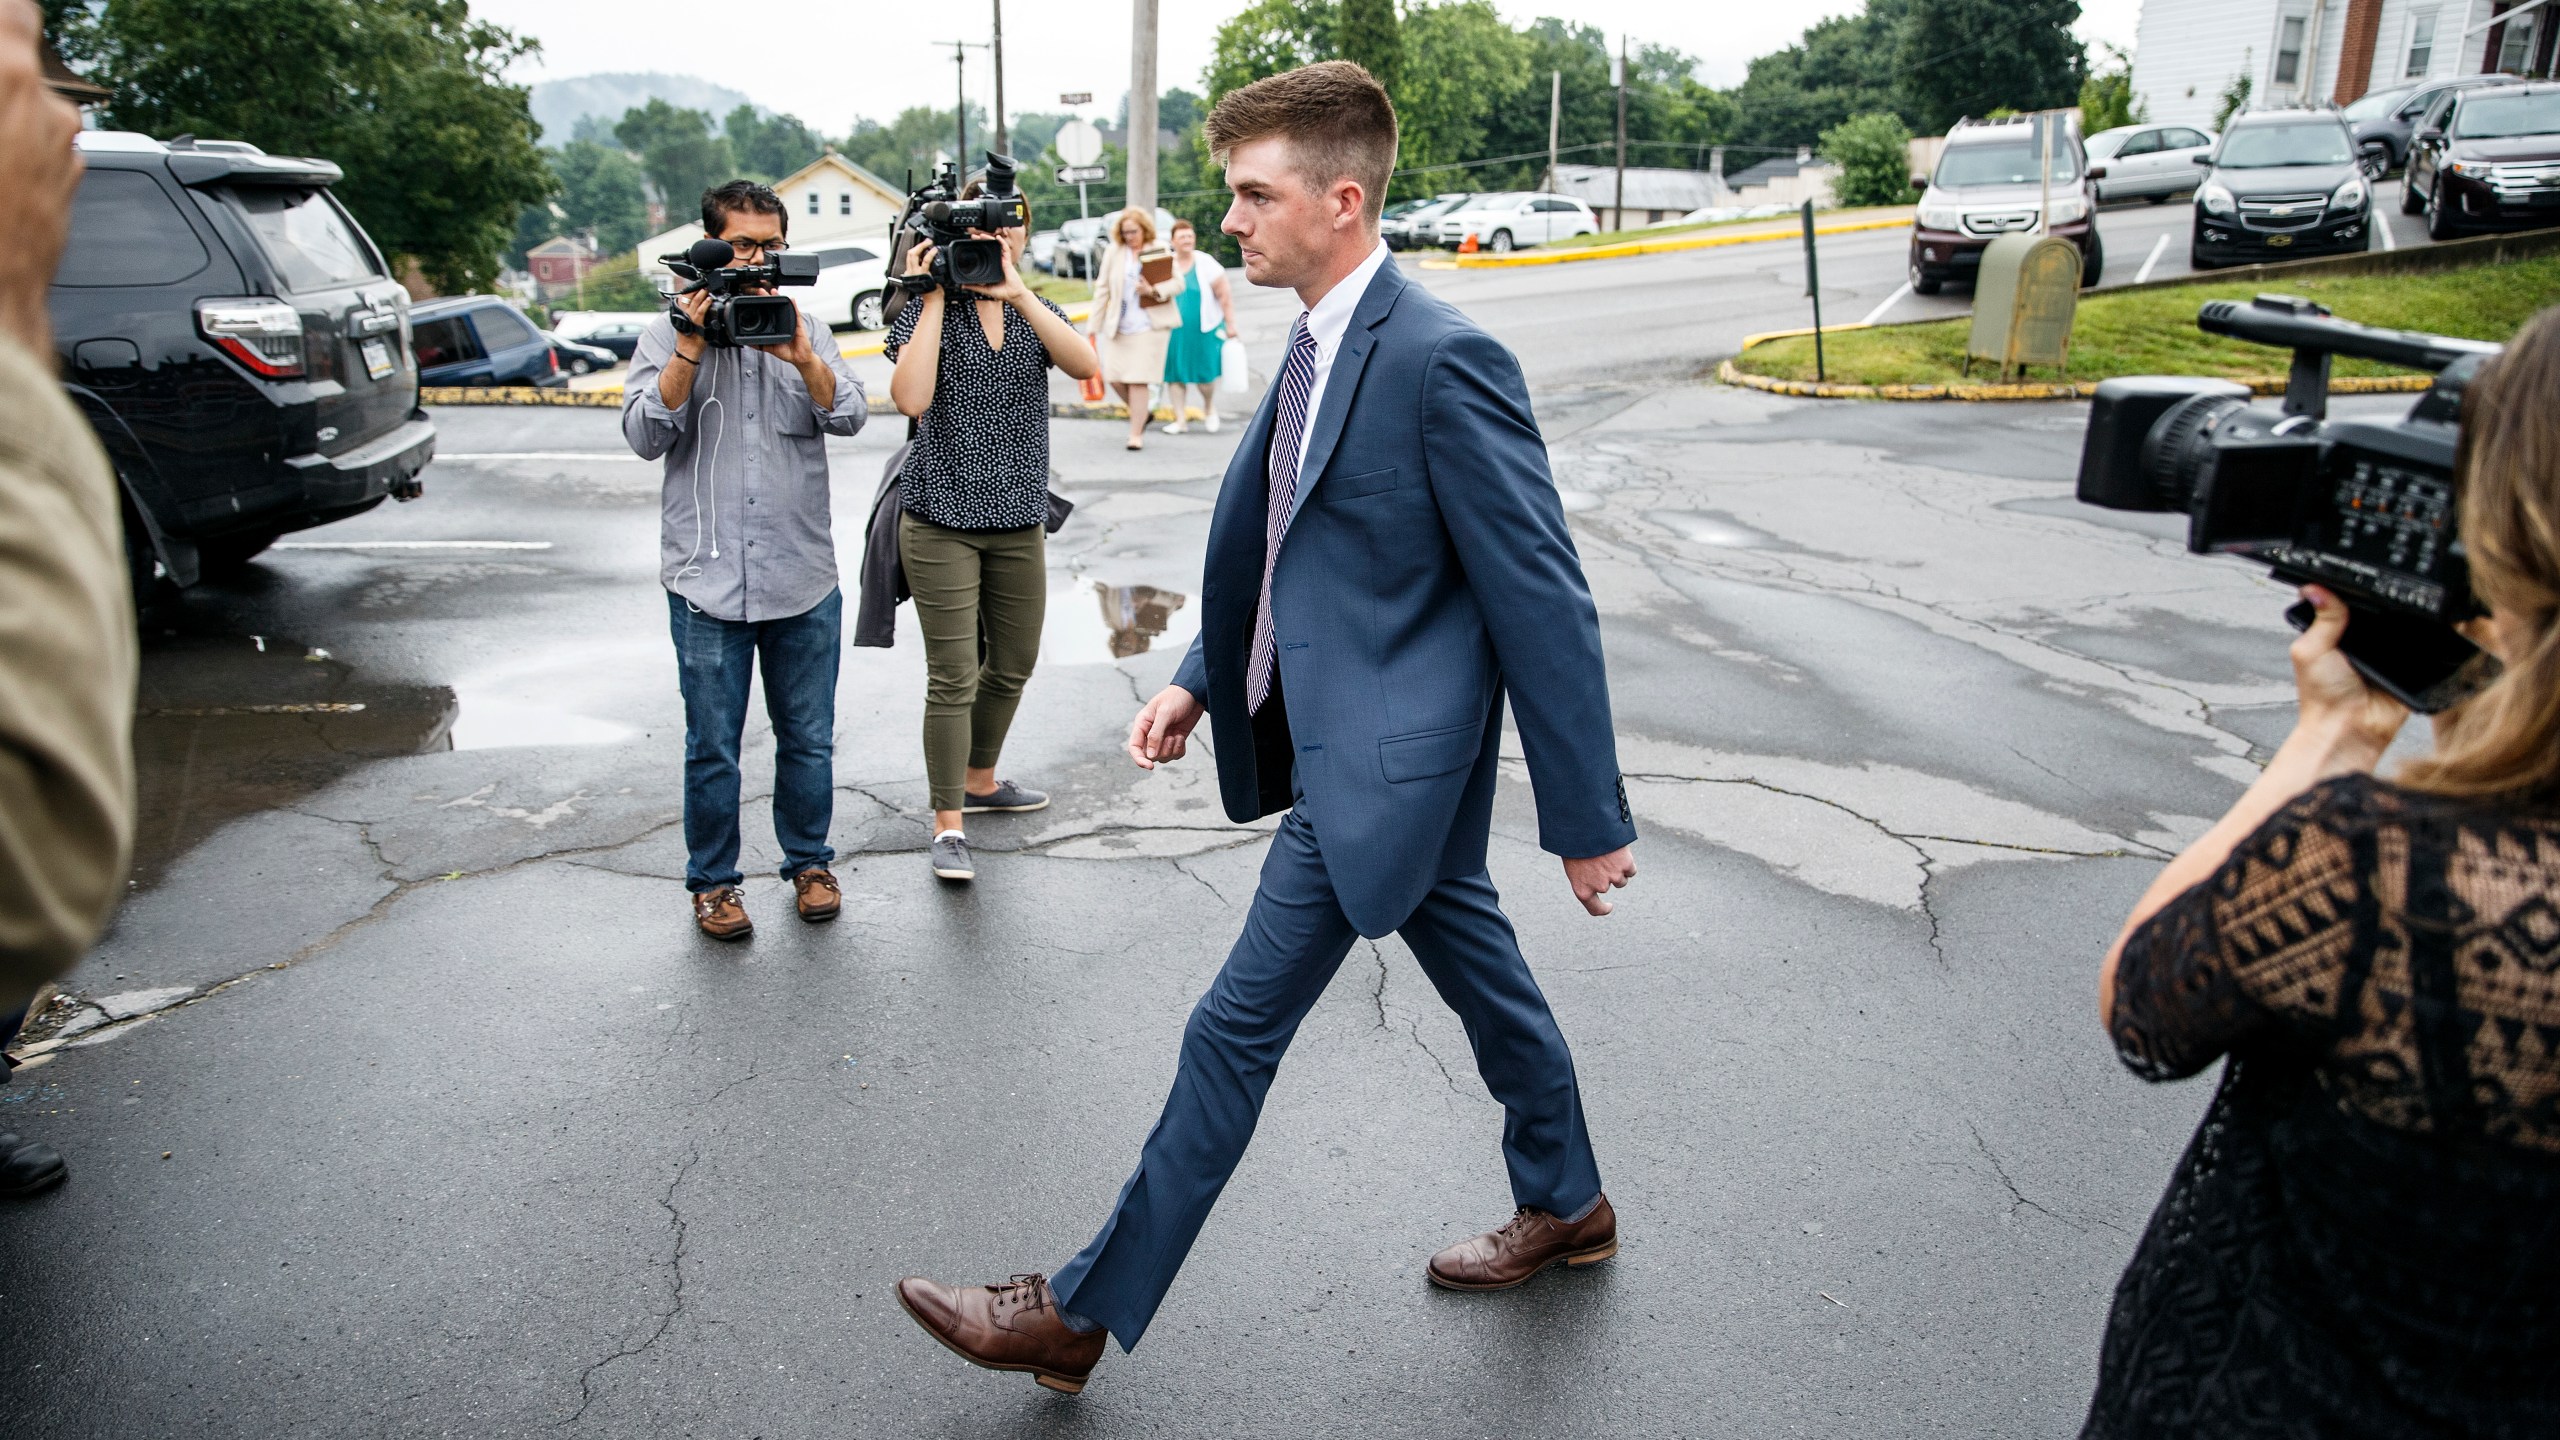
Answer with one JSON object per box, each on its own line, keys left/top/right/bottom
{"left": 1056, "top": 165, "right": 1109, "bottom": 184}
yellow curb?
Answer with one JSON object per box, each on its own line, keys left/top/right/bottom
{"left": 1714, "top": 357, "right": 2437, "bottom": 402}
{"left": 836, "top": 300, "right": 1092, "bottom": 359}
{"left": 1446, "top": 214, "right": 1913, "bottom": 269}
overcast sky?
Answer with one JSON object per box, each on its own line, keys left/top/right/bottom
{"left": 472, "top": 0, "right": 2145, "bottom": 139}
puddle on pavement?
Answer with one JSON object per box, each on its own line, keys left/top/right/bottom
{"left": 132, "top": 626, "right": 457, "bottom": 890}
{"left": 1652, "top": 511, "right": 1776, "bottom": 548}
{"left": 1041, "top": 576, "right": 1196, "bottom": 666}
{"left": 445, "top": 640, "right": 652, "bottom": 750}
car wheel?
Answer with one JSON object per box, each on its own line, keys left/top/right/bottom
{"left": 2082, "top": 237, "right": 2105, "bottom": 288}
{"left": 569, "top": 357, "right": 592, "bottom": 375}
{"left": 2400, "top": 173, "right": 2426, "bottom": 215}
{"left": 1489, "top": 229, "right": 1514, "bottom": 253}
{"left": 2360, "top": 142, "right": 2392, "bottom": 181}
{"left": 853, "top": 291, "right": 886, "bottom": 331}
{"left": 2426, "top": 178, "right": 2463, "bottom": 241}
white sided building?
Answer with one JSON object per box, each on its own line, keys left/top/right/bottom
{"left": 634, "top": 150, "right": 906, "bottom": 283}
{"left": 2131, "top": 0, "right": 2557, "bottom": 128}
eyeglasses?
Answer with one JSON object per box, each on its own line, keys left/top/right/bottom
{"left": 724, "top": 238, "right": 789, "bottom": 257}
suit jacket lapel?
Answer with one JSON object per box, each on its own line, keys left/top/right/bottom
{"left": 1285, "top": 261, "right": 1405, "bottom": 532}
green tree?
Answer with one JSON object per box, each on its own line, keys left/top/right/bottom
{"left": 1728, "top": 0, "right": 1908, "bottom": 153}
{"left": 1392, "top": 2, "right": 1532, "bottom": 190}
{"left": 2212, "top": 71, "right": 2253, "bottom": 132}
{"left": 723, "top": 105, "right": 826, "bottom": 182}
{"left": 841, "top": 103, "right": 990, "bottom": 188}
{"left": 1207, "top": 0, "right": 1335, "bottom": 99}
{"left": 615, "top": 100, "right": 734, "bottom": 219}
{"left": 552, "top": 139, "right": 652, "bottom": 251}
{"left": 1820, "top": 111, "right": 1917, "bottom": 206}
{"left": 1893, "top": 0, "right": 2088, "bottom": 137}
{"left": 1337, "top": 0, "right": 1400, "bottom": 94}
{"left": 53, "top": 0, "right": 552, "bottom": 292}
{"left": 2079, "top": 41, "right": 2144, "bottom": 135}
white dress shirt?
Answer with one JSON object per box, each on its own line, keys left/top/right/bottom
{"left": 1292, "top": 240, "right": 1392, "bottom": 484}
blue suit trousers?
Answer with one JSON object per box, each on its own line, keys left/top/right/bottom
{"left": 1049, "top": 803, "right": 1603, "bottom": 1351}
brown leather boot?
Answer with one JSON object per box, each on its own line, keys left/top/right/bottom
{"left": 1426, "top": 1194, "right": 1618, "bottom": 1291}
{"left": 897, "top": 1272, "right": 1106, "bottom": 1394}
{"left": 690, "top": 886, "right": 752, "bottom": 942}
{"left": 792, "top": 867, "right": 841, "bottom": 922}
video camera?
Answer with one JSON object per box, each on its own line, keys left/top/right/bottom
{"left": 887, "top": 152, "right": 1028, "bottom": 312}
{"left": 658, "top": 236, "right": 819, "bottom": 348}
{"left": 2077, "top": 295, "right": 2503, "bottom": 712}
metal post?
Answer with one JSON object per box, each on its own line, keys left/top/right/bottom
{"left": 1802, "top": 199, "right": 1825, "bottom": 383}
{"left": 1613, "top": 40, "right": 1628, "bottom": 230}
{"left": 956, "top": 43, "right": 968, "bottom": 162}
{"left": 1546, "top": 69, "right": 1560, "bottom": 194}
{"left": 2037, "top": 110, "right": 2054, "bottom": 235}
{"left": 992, "top": 0, "right": 1007, "bottom": 157}
{"left": 1129, "top": 0, "right": 1160, "bottom": 213}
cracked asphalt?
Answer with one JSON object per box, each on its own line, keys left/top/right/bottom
{"left": 0, "top": 257, "right": 2435, "bottom": 1436}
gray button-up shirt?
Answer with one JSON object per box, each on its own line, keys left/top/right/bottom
{"left": 622, "top": 304, "right": 866, "bottom": 622}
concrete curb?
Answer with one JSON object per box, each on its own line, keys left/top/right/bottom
{"left": 1715, "top": 357, "right": 2434, "bottom": 402}
{"left": 1418, "top": 213, "right": 1914, "bottom": 270}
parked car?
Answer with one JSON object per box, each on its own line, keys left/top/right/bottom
{"left": 2084, "top": 123, "right": 2216, "bottom": 203}
{"left": 1028, "top": 228, "right": 1061, "bottom": 273}
{"left": 1053, "top": 216, "right": 1106, "bottom": 278}
{"left": 544, "top": 332, "right": 618, "bottom": 375}
{"left": 2405, "top": 81, "right": 2560, "bottom": 240}
{"left": 2191, "top": 109, "right": 2372, "bottom": 269}
{"left": 549, "top": 310, "right": 653, "bottom": 362}
{"left": 1431, "top": 192, "right": 1599, "bottom": 252}
{"left": 801, "top": 238, "right": 891, "bottom": 330}
{"left": 1907, "top": 114, "right": 2101, "bottom": 293}
{"left": 2352, "top": 73, "right": 2528, "bottom": 177}
{"left": 410, "top": 295, "right": 566, "bottom": 388}
{"left": 1380, "top": 193, "right": 1469, "bottom": 249}
{"left": 50, "top": 130, "right": 434, "bottom": 597}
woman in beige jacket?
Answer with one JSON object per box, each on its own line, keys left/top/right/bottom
{"left": 1086, "top": 207, "right": 1179, "bottom": 450}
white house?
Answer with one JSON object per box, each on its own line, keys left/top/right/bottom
{"left": 635, "top": 150, "right": 906, "bottom": 281}
{"left": 2131, "top": 0, "right": 2555, "bottom": 129}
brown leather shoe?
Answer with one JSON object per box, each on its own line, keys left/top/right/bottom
{"left": 1427, "top": 1193, "right": 1618, "bottom": 1291}
{"left": 690, "top": 886, "right": 752, "bottom": 941}
{"left": 792, "top": 866, "right": 841, "bottom": 922}
{"left": 897, "top": 1272, "right": 1106, "bottom": 1394}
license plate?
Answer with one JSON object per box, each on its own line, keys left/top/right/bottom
{"left": 361, "top": 337, "right": 394, "bottom": 380}
{"left": 2266, "top": 234, "right": 2294, "bottom": 246}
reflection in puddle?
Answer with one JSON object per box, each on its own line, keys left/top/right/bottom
{"left": 1652, "top": 511, "right": 1773, "bottom": 548}
{"left": 1041, "top": 577, "right": 1195, "bottom": 666}
{"left": 445, "top": 639, "right": 653, "bottom": 750}
{"left": 133, "top": 630, "right": 456, "bottom": 889}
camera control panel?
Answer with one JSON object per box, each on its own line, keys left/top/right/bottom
{"left": 2289, "top": 454, "right": 2459, "bottom": 614}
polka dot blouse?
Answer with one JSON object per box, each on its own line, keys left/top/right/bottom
{"left": 885, "top": 293, "right": 1070, "bottom": 532}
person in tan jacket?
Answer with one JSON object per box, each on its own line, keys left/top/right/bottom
{"left": 0, "top": 0, "right": 137, "bottom": 1198}
{"left": 1085, "top": 208, "right": 1179, "bottom": 450}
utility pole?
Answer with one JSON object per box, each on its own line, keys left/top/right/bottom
{"left": 991, "top": 0, "right": 1007, "bottom": 158}
{"left": 1545, "top": 69, "right": 1560, "bottom": 194}
{"left": 1613, "top": 38, "right": 1629, "bottom": 231}
{"left": 1128, "top": 0, "right": 1160, "bottom": 213}
{"left": 941, "top": 39, "right": 990, "bottom": 167}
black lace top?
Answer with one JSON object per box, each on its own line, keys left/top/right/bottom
{"left": 2087, "top": 775, "right": 2560, "bottom": 1439}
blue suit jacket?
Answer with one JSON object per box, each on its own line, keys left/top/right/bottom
{"left": 1173, "top": 258, "right": 1635, "bottom": 937}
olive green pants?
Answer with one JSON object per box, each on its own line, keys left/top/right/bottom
{"left": 898, "top": 513, "right": 1046, "bottom": 812}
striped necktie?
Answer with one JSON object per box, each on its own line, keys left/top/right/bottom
{"left": 1248, "top": 314, "right": 1321, "bottom": 716}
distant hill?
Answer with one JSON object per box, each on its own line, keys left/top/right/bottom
{"left": 528, "top": 73, "right": 756, "bottom": 145}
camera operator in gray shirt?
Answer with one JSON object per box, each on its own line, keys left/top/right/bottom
{"left": 622, "top": 179, "right": 865, "bottom": 942}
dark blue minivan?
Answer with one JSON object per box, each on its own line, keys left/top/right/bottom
{"left": 410, "top": 295, "right": 565, "bottom": 387}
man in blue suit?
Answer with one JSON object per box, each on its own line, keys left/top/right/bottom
{"left": 897, "top": 62, "right": 1639, "bottom": 1394}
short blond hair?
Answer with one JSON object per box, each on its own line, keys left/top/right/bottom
{"left": 1203, "top": 60, "right": 1399, "bottom": 223}
{"left": 1111, "top": 207, "right": 1157, "bottom": 247}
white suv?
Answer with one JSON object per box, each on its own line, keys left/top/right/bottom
{"left": 803, "top": 239, "right": 892, "bottom": 331}
{"left": 1434, "top": 192, "right": 1600, "bottom": 252}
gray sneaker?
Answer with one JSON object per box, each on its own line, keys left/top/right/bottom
{"left": 930, "top": 831, "right": 976, "bottom": 882}
{"left": 963, "top": 780, "right": 1050, "bottom": 814}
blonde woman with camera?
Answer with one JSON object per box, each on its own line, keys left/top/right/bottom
{"left": 1086, "top": 207, "right": 1177, "bottom": 450}
{"left": 2084, "top": 305, "right": 2560, "bottom": 1437}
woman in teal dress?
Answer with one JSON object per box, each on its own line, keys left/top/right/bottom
{"left": 1160, "top": 219, "right": 1240, "bottom": 435}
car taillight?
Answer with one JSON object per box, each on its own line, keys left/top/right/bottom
{"left": 546, "top": 347, "right": 559, "bottom": 375}
{"left": 197, "top": 299, "right": 306, "bottom": 378}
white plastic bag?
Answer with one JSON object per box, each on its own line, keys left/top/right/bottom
{"left": 1220, "top": 335, "right": 1250, "bottom": 394}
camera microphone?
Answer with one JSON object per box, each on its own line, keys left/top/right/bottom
{"left": 687, "top": 237, "right": 736, "bottom": 271}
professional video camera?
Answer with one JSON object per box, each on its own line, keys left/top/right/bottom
{"left": 886, "top": 152, "right": 1028, "bottom": 310}
{"left": 657, "top": 236, "right": 819, "bottom": 348}
{"left": 2077, "top": 295, "right": 2504, "bottom": 712}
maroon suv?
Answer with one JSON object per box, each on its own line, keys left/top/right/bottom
{"left": 2407, "top": 83, "right": 2560, "bottom": 240}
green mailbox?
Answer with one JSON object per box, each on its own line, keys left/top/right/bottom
{"left": 1965, "top": 232, "right": 2082, "bottom": 381}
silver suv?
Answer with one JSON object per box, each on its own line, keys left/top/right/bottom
{"left": 1908, "top": 114, "right": 2102, "bottom": 294}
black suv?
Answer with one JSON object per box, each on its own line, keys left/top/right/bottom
{"left": 50, "top": 130, "right": 434, "bottom": 597}
{"left": 2191, "top": 110, "right": 2373, "bottom": 269}
{"left": 2405, "top": 82, "right": 2560, "bottom": 239}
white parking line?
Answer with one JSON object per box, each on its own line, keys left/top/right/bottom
{"left": 2133, "top": 233, "right": 2171, "bottom": 285}
{"left": 1858, "top": 282, "right": 1914, "bottom": 327}
{"left": 2377, "top": 191, "right": 2399, "bottom": 251}
{"left": 437, "top": 451, "right": 646, "bottom": 462}
{"left": 272, "top": 541, "right": 554, "bottom": 551}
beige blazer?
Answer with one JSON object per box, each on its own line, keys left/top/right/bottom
{"left": 1088, "top": 244, "right": 1179, "bottom": 336}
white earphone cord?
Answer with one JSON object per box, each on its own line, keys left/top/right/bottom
{"left": 672, "top": 344, "right": 727, "bottom": 588}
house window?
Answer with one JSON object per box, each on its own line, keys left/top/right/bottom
{"left": 2496, "top": 8, "right": 2540, "bottom": 73}
{"left": 2275, "top": 14, "right": 2307, "bottom": 85}
{"left": 2405, "top": 7, "right": 2437, "bottom": 77}
{"left": 839, "top": 192, "right": 852, "bottom": 216}
{"left": 806, "top": 191, "right": 819, "bottom": 216}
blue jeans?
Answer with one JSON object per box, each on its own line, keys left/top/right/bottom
{"left": 667, "top": 588, "right": 841, "bottom": 892}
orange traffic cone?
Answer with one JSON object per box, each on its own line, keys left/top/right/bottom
{"left": 1457, "top": 232, "right": 1479, "bottom": 255}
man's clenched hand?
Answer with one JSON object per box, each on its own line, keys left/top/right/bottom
{"left": 1564, "top": 847, "right": 1637, "bottom": 917}
{"left": 1127, "top": 685, "right": 1205, "bottom": 769}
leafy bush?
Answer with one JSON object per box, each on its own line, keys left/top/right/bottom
{"left": 1821, "top": 112, "right": 1917, "bottom": 207}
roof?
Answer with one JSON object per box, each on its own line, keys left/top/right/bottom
{"left": 1549, "top": 164, "right": 1727, "bottom": 211}
{"left": 42, "top": 40, "right": 107, "bottom": 103}
{"left": 773, "top": 150, "right": 905, "bottom": 204}
{"left": 526, "top": 235, "right": 596, "bottom": 257}
{"left": 1724, "top": 154, "right": 1815, "bottom": 189}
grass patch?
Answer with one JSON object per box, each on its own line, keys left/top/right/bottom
{"left": 1733, "top": 254, "right": 2560, "bottom": 385}
{"left": 1029, "top": 272, "right": 1092, "bottom": 306}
